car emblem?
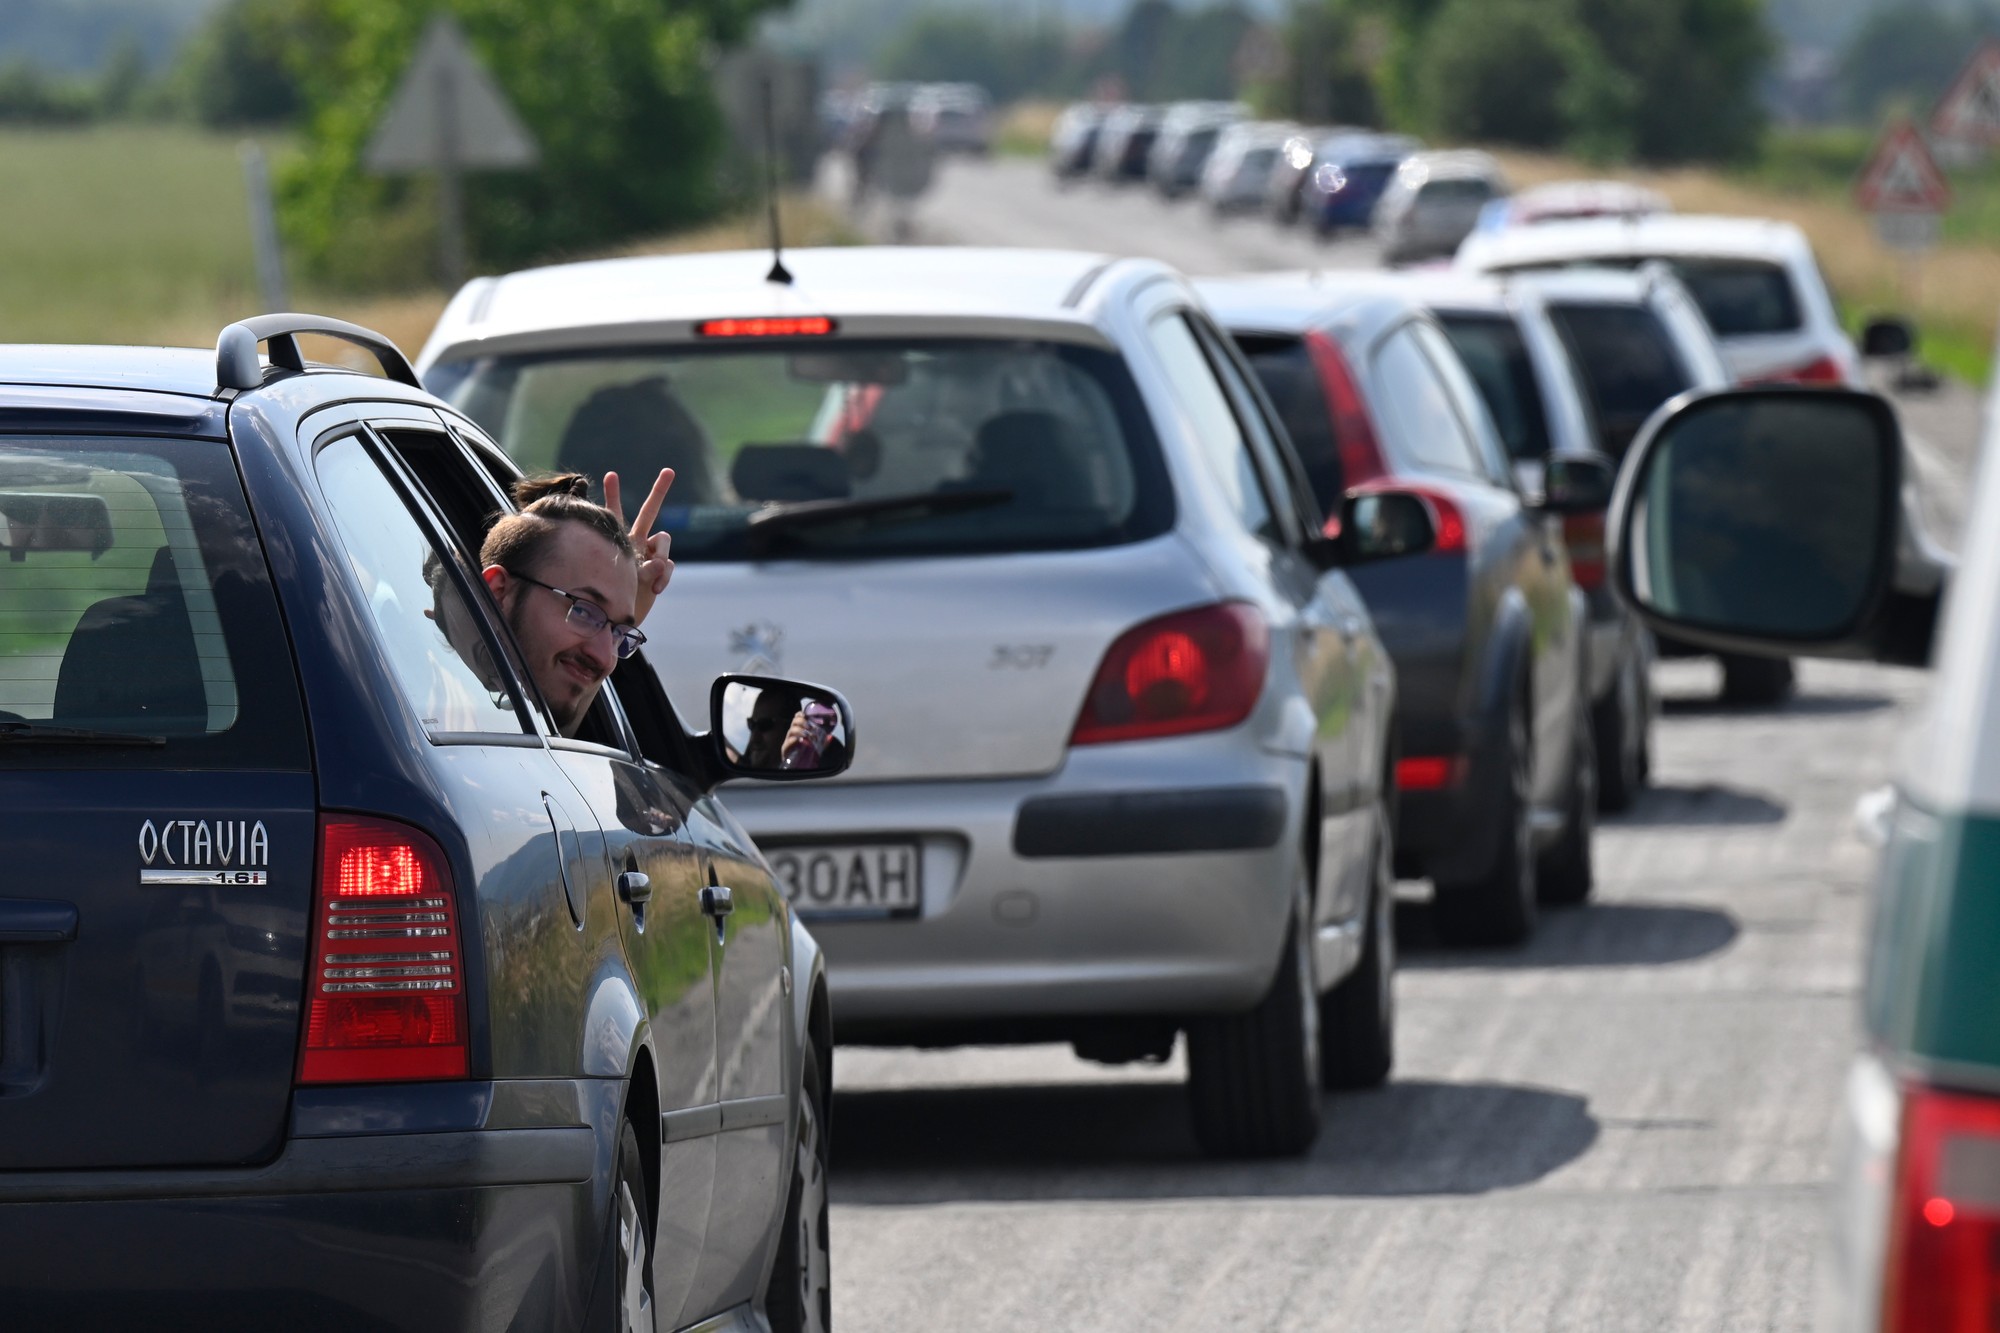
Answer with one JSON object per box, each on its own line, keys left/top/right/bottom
{"left": 138, "top": 818, "right": 270, "bottom": 886}
{"left": 730, "top": 620, "right": 784, "bottom": 674}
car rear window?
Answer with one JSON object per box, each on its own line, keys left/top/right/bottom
{"left": 1419, "top": 178, "right": 1496, "bottom": 206}
{"left": 1436, "top": 312, "right": 1552, "bottom": 461}
{"left": 1661, "top": 258, "right": 1802, "bottom": 337}
{"left": 1546, "top": 302, "right": 1694, "bottom": 459}
{"left": 1233, "top": 333, "right": 1344, "bottom": 513}
{"left": 428, "top": 338, "right": 1173, "bottom": 563}
{"left": 0, "top": 437, "right": 307, "bottom": 768}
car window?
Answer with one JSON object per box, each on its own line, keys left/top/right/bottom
{"left": 1146, "top": 311, "right": 1278, "bottom": 539}
{"left": 1650, "top": 287, "right": 1731, "bottom": 385}
{"left": 1546, "top": 301, "right": 1695, "bottom": 459}
{"left": 0, "top": 435, "right": 308, "bottom": 768}
{"left": 1189, "top": 314, "right": 1316, "bottom": 542}
{"left": 1411, "top": 322, "right": 1513, "bottom": 485}
{"left": 1369, "top": 324, "right": 1488, "bottom": 479}
{"left": 314, "top": 434, "right": 530, "bottom": 738}
{"left": 1662, "top": 258, "right": 1802, "bottom": 336}
{"left": 1234, "top": 333, "right": 1345, "bottom": 517}
{"left": 429, "top": 337, "right": 1172, "bottom": 564}
{"left": 1436, "top": 312, "right": 1552, "bottom": 463}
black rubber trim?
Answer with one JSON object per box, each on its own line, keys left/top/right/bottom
{"left": 0, "top": 1127, "right": 595, "bottom": 1203}
{"left": 1013, "top": 786, "right": 1288, "bottom": 858}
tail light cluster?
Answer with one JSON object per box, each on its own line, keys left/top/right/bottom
{"left": 1563, "top": 511, "right": 1608, "bottom": 591}
{"left": 1750, "top": 353, "right": 1847, "bottom": 387}
{"left": 1071, "top": 602, "right": 1270, "bottom": 746}
{"left": 299, "top": 816, "right": 468, "bottom": 1084}
{"left": 1304, "top": 330, "right": 1389, "bottom": 508}
{"left": 1882, "top": 1081, "right": 2000, "bottom": 1331}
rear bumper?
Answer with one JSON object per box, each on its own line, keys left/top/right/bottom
{"left": 0, "top": 1080, "right": 615, "bottom": 1332}
{"left": 720, "top": 733, "right": 1306, "bottom": 1032}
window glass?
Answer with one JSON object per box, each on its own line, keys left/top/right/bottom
{"left": 1500, "top": 256, "right": 1803, "bottom": 336}
{"left": 1146, "top": 312, "right": 1274, "bottom": 536}
{"left": 0, "top": 436, "right": 308, "bottom": 768}
{"left": 1409, "top": 319, "right": 1514, "bottom": 484}
{"left": 1547, "top": 302, "right": 1694, "bottom": 459}
{"left": 315, "top": 436, "right": 526, "bottom": 737}
{"left": 429, "top": 338, "right": 1172, "bottom": 564}
{"left": 1437, "top": 313, "right": 1553, "bottom": 462}
{"left": 1369, "top": 327, "right": 1486, "bottom": 477}
{"left": 1235, "top": 333, "right": 1344, "bottom": 516}
{"left": 1190, "top": 315, "right": 1310, "bottom": 541}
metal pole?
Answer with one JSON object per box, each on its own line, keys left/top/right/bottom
{"left": 238, "top": 140, "right": 288, "bottom": 312}
{"left": 437, "top": 57, "right": 466, "bottom": 288}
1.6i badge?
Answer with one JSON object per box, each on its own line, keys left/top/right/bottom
{"left": 138, "top": 818, "right": 270, "bottom": 886}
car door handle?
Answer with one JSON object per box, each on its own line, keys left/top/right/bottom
{"left": 701, "top": 885, "right": 734, "bottom": 918}
{"left": 617, "top": 871, "right": 652, "bottom": 905}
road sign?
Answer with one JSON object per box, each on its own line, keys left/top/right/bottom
{"left": 1932, "top": 39, "right": 2000, "bottom": 147}
{"left": 363, "top": 15, "right": 538, "bottom": 285}
{"left": 1855, "top": 120, "right": 1951, "bottom": 217}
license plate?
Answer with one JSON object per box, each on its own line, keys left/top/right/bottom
{"left": 769, "top": 843, "right": 920, "bottom": 917}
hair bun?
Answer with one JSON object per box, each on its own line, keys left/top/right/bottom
{"left": 512, "top": 471, "right": 596, "bottom": 506}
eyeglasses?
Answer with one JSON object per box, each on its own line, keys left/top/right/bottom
{"left": 506, "top": 571, "right": 647, "bottom": 659}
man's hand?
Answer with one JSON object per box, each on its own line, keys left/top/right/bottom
{"left": 603, "top": 468, "right": 675, "bottom": 626}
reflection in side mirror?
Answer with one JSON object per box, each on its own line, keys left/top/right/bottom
{"left": 1339, "top": 491, "right": 1438, "bottom": 564}
{"left": 1538, "top": 454, "right": 1615, "bottom": 515}
{"left": 1861, "top": 316, "right": 1915, "bottom": 360}
{"left": 1612, "top": 388, "right": 1901, "bottom": 650}
{"left": 710, "top": 674, "right": 856, "bottom": 781}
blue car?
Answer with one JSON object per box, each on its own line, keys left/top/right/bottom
{"left": 1306, "top": 134, "right": 1421, "bottom": 236}
{"left": 0, "top": 316, "right": 842, "bottom": 1332}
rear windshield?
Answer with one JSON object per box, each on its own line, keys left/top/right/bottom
{"left": 1234, "top": 334, "right": 1344, "bottom": 514}
{"left": 1436, "top": 313, "right": 1552, "bottom": 461}
{"left": 1419, "top": 178, "right": 1496, "bottom": 205}
{"left": 1503, "top": 256, "right": 1801, "bottom": 336}
{"left": 428, "top": 338, "right": 1173, "bottom": 563}
{"left": 1546, "top": 302, "right": 1694, "bottom": 459}
{"left": 0, "top": 437, "right": 307, "bottom": 767}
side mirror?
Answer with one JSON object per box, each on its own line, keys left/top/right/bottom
{"left": 1309, "top": 490, "right": 1437, "bottom": 569}
{"left": 709, "top": 674, "right": 855, "bottom": 781}
{"left": 1537, "top": 454, "right": 1615, "bottom": 515}
{"left": 1608, "top": 386, "right": 1906, "bottom": 658}
{"left": 1860, "top": 316, "right": 1915, "bottom": 360}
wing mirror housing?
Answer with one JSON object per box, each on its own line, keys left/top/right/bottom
{"left": 1861, "top": 316, "right": 1915, "bottom": 360}
{"left": 1305, "top": 490, "right": 1439, "bottom": 569}
{"left": 708, "top": 674, "right": 856, "bottom": 782}
{"left": 1536, "top": 454, "right": 1615, "bottom": 514}
{"left": 1607, "top": 385, "right": 1939, "bottom": 666}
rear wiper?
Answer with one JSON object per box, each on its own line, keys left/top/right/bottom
{"left": 0, "top": 721, "right": 166, "bottom": 747}
{"left": 744, "top": 488, "right": 1014, "bottom": 553}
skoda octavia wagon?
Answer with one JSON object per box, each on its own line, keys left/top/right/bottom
{"left": 0, "top": 318, "right": 842, "bottom": 1333}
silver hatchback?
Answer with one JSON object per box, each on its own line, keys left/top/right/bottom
{"left": 420, "top": 246, "right": 1429, "bottom": 1157}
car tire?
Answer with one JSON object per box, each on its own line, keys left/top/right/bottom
{"left": 1720, "top": 653, "right": 1795, "bottom": 707}
{"left": 1538, "top": 704, "right": 1596, "bottom": 906}
{"left": 1432, "top": 690, "right": 1536, "bottom": 947}
{"left": 604, "top": 1118, "right": 655, "bottom": 1333}
{"left": 1594, "top": 656, "right": 1646, "bottom": 814}
{"left": 766, "top": 1039, "right": 831, "bottom": 1333}
{"left": 1186, "top": 899, "right": 1321, "bottom": 1159}
{"left": 1319, "top": 795, "right": 1395, "bottom": 1089}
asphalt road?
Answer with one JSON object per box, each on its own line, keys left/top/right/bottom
{"left": 822, "top": 154, "right": 1976, "bottom": 1331}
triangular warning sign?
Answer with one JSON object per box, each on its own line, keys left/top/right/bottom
{"left": 364, "top": 16, "right": 539, "bottom": 173}
{"left": 1855, "top": 121, "right": 1952, "bottom": 214}
{"left": 1933, "top": 39, "right": 2000, "bottom": 146}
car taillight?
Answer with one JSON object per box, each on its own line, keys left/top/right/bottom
{"left": 1563, "top": 511, "right": 1607, "bottom": 591}
{"left": 299, "top": 816, "right": 469, "bottom": 1084}
{"left": 1353, "top": 480, "right": 1468, "bottom": 555}
{"left": 1396, "top": 756, "right": 1466, "bottom": 790}
{"left": 1883, "top": 1081, "right": 2000, "bottom": 1332}
{"left": 1071, "top": 602, "right": 1269, "bottom": 745}
{"left": 1750, "top": 353, "right": 1846, "bottom": 387}
{"left": 1305, "top": 330, "right": 1389, "bottom": 498}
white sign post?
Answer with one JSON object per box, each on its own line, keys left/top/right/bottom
{"left": 363, "top": 16, "right": 538, "bottom": 287}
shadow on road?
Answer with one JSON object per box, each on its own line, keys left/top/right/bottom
{"left": 1394, "top": 899, "right": 1739, "bottom": 969}
{"left": 1659, "top": 691, "right": 1893, "bottom": 719}
{"left": 830, "top": 1077, "right": 1597, "bottom": 1205}
{"left": 1608, "top": 782, "right": 1787, "bottom": 827}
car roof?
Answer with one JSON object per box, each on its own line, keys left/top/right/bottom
{"left": 1192, "top": 273, "right": 1423, "bottom": 342}
{"left": 1401, "top": 150, "right": 1502, "bottom": 181}
{"left": 0, "top": 345, "right": 230, "bottom": 400}
{"left": 423, "top": 246, "right": 1121, "bottom": 362}
{"left": 1460, "top": 213, "right": 1808, "bottom": 268}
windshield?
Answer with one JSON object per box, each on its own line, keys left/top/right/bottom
{"left": 1502, "top": 256, "right": 1802, "bottom": 336}
{"left": 1546, "top": 302, "right": 1694, "bottom": 459}
{"left": 1436, "top": 313, "right": 1553, "bottom": 461}
{"left": 429, "top": 337, "right": 1173, "bottom": 562}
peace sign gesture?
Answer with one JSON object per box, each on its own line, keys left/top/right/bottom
{"left": 602, "top": 467, "right": 675, "bottom": 625}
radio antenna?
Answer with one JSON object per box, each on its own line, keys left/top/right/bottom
{"left": 762, "top": 74, "right": 793, "bottom": 286}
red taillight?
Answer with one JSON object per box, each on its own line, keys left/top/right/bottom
{"left": 1563, "top": 511, "right": 1607, "bottom": 591}
{"left": 1883, "top": 1082, "right": 2000, "bottom": 1332}
{"left": 696, "top": 316, "right": 836, "bottom": 338}
{"left": 1071, "top": 602, "right": 1270, "bottom": 745}
{"left": 1750, "top": 353, "right": 1846, "bottom": 387}
{"left": 1396, "top": 756, "right": 1466, "bottom": 790}
{"left": 1353, "top": 481, "right": 1468, "bottom": 555}
{"left": 1305, "top": 330, "right": 1389, "bottom": 490}
{"left": 299, "top": 816, "right": 468, "bottom": 1084}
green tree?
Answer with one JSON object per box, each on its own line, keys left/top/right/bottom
{"left": 1837, "top": 1, "right": 2000, "bottom": 122}
{"left": 876, "top": 12, "right": 1073, "bottom": 103}
{"left": 170, "top": 0, "right": 314, "bottom": 127}
{"left": 278, "top": 0, "right": 787, "bottom": 289}
{"left": 1417, "top": 0, "right": 1586, "bottom": 148}
{"left": 1577, "top": 0, "right": 1771, "bottom": 161}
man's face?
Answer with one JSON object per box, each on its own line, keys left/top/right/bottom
{"left": 487, "top": 523, "right": 636, "bottom": 735}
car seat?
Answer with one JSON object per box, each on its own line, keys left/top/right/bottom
{"left": 963, "top": 410, "right": 1096, "bottom": 508}
{"left": 731, "top": 445, "right": 851, "bottom": 503}
{"left": 54, "top": 546, "right": 206, "bottom": 731}
{"left": 557, "top": 376, "right": 722, "bottom": 504}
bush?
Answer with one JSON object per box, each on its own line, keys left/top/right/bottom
{"left": 1418, "top": 0, "right": 1589, "bottom": 149}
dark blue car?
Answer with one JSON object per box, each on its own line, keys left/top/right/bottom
{"left": 0, "top": 316, "right": 841, "bottom": 1332}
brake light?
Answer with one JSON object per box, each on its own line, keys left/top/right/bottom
{"left": 1305, "top": 330, "right": 1389, "bottom": 492}
{"left": 1071, "top": 602, "right": 1269, "bottom": 745}
{"left": 1749, "top": 353, "right": 1846, "bottom": 387}
{"left": 696, "top": 316, "right": 836, "bottom": 338}
{"left": 299, "top": 816, "right": 468, "bottom": 1084}
{"left": 1883, "top": 1081, "right": 2000, "bottom": 1332}
{"left": 1396, "top": 756, "right": 1466, "bottom": 790}
{"left": 1354, "top": 480, "right": 1468, "bottom": 554}
{"left": 1563, "top": 511, "right": 1607, "bottom": 591}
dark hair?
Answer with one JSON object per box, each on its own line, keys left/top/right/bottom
{"left": 480, "top": 471, "right": 635, "bottom": 575}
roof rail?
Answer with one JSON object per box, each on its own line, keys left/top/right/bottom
{"left": 216, "top": 313, "right": 421, "bottom": 392}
